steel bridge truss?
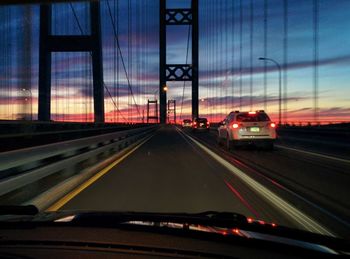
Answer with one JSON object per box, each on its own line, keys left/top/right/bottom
{"left": 160, "top": 0, "right": 198, "bottom": 123}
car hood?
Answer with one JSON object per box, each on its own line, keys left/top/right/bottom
{"left": 0, "top": 208, "right": 349, "bottom": 255}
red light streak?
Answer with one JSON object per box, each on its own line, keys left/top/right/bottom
{"left": 233, "top": 228, "right": 240, "bottom": 234}
{"left": 224, "top": 180, "right": 260, "bottom": 218}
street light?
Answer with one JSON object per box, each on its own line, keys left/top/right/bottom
{"left": 258, "top": 57, "right": 282, "bottom": 125}
{"left": 200, "top": 98, "right": 213, "bottom": 120}
{"left": 22, "top": 88, "right": 33, "bottom": 121}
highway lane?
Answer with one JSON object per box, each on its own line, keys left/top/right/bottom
{"left": 276, "top": 133, "right": 350, "bottom": 160}
{"left": 54, "top": 125, "right": 319, "bottom": 232}
{"left": 191, "top": 128, "right": 350, "bottom": 238}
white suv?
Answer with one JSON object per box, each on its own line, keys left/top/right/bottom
{"left": 217, "top": 110, "right": 276, "bottom": 150}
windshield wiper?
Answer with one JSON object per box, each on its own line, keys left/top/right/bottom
{"left": 194, "top": 211, "right": 247, "bottom": 221}
{"left": 45, "top": 210, "right": 248, "bottom": 229}
{"left": 188, "top": 211, "right": 247, "bottom": 227}
{"left": 0, "top": 205, "right": 38, "bottom": 215}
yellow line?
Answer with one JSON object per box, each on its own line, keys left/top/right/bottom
{"left": 46, "top": 135, "right": 153, "bottom": 211}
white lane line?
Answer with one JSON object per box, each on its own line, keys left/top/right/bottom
{"left": 275, "top": 144, "right": 350, "bottom": 164}
{"left": 181, "top": 130, "right": 335, "bottom": 237}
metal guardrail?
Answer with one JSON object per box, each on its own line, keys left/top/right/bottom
{"left": 0, "top": 125, "right": 157, "bottom": 202}
{"left": 0, "top": 120, "right": 147, "bottom": 136}
{"left": 208, "top": 124, "right": 349, "bottom": 137}
{"left": 0, "top": 122, "right": 156, "bottom": 152}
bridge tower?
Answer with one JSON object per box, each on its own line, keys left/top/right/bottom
{"left": 147, "top": 99, "right": 159, "bottom": 123}
{"left": 159, "top": 0, "right": 199, "bottom": 123}
{"left": 38, "top": 2, "right": 104, "bottom": 123}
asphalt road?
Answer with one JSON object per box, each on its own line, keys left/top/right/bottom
{"left": 61, "top": 127, "right": 295, "bottom": 225}
{"left": 59, "top": 126, "right": 350, "bottom": 238}
{"left": 192, "top": 128, "right": 350, "bottom": 238}
{"left": 276, "top": 132, "right": 350, "bottom": 160}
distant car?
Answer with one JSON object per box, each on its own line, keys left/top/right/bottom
{"left": 217, "top": 110, "right": 276, "bottom": 150}
{"left": 192, "top": 117, "right": 210, "bottom": 132}
{"left": 182, "top": 119, "right": 192, "bottom": 128}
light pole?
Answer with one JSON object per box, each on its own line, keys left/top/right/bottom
{"left": 258, "top": 57, "right": 282, "bottom": 125}
{"left": 22, "top": 88, "right": 33, "bottom": 121}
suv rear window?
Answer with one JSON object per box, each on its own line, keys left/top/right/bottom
{"left": 236, "top": 113, "right": 270, "bottom": 122}
{"left": 196, "top": 118, "right": 208, "bottom": 123}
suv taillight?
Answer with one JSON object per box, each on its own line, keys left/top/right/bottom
{"left": 232, "top": 123, "right": 239, "bottom": 129}
{"left": 270, "top": 123, "right": 276, "bottom": 128}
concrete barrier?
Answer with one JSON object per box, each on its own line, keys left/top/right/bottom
{"left": 0, "top": 125, "right": 158, "bottom": 207}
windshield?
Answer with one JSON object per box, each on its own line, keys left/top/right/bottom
{"left": 0, "top": 0, "right": 349, "bottom": 241}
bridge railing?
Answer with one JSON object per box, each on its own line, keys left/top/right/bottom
{"left": 0, "top": 125, "right": 158, "bottom": 209}
{"left": 0, "top": 121, "right": 156, "bottom": 152}
{"left": 204, "top": 123, "right": 349, "bottom": 146}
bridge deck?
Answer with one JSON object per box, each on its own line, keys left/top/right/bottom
{"left": 59, "top": 126, "right": 294, "bottom": 227}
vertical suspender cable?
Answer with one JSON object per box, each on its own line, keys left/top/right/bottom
{"left": 65, "top": 5, "right": 69, "bottom": 121}
{"left": 250, "top": 0, "right": 253, "bottom": 110}
{"left": 117, "top": 0, "right": 119, "bottom": 122}
{"left": 224, "top": 0, "right": 228, "bottom": 115}
{"left": 283, "top": 0, "right": 288, "bottom": 124}
{"left": 210, "top": 0, "right": 213, "bottom": 120}
{"left": 52, "top": 6, "right": 55, "bottom": 121}
{"left": 143, "top": 0, "right": 147, "bottom": 123}
{"left": 206, "top": 0, "right": 209, "bottom": 118}
{"left": 264, "top": 0, "right": 268, "bottom": 111}
{"left": 4, "top": 7, "right": 10, "bottom": 120}
{"left": 231, "top": 0, "right": 235, "bottom": 110}
{"left": 215, "top": 0, "right": 217, "bottom": 118}
{"left": 137, "top": 0, "right": 141, "bottom": 122}
{"left": 135, "top": 0, "right": 137, "bottom": 122}
{"left": 128, "top": 0, "right": 131, "bottom": 121}
{"left": 212, "top": 1, "right": 215, "bottom": 120}
{"left": 216, "top": 1, "right": 219, "bottom": 120}
{"left": 219, "top": 0, "right": 223, "bottom": 117}
{"left": 85, "top": 4, "right": 89, "bottom": 122}
{"left": 136, "top": 0, "right": 139, "bottom": 122}
{"left": 313, "top": 0, "right": 319, "bottom": 123}
{"left": 127, "top": 0, "right": 130, "bottom": 122}
{"left": 239, "top": 0, "right": 243, "bottom": 110}
{"left": 113, "top": 0, "right": 116, "bottom": 123}
{"left": 140, "top": 0, "right": 143, "bottom": 123}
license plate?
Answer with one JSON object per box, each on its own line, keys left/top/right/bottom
{"left": 250, "top": 127, "right": 260, "bottom": 132}
{"left": 200, "top": 123, "right": 204, "bottom": 126}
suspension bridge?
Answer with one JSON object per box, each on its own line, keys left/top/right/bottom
{"left": 0, "top": 0, "right": 349, "bottom": 239}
